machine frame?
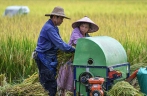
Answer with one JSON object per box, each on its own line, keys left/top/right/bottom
{"left": 73, "top": 63, "right": 130, "bottom": 96}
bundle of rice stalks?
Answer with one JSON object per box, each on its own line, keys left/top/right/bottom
{"left": 56, "top": 50, "right": 74, "bottom": 77}
{"left": 1, "top": 73, "right": 48, "bottom": 96}
{"left": 57, "top": 50, "right": 74, "bottom": 65}
{"left": 0, "top": 74, "right": 11, "bottom": 95}
{"left": 2, "top": 82, "right": 48, "bottom": 96}
{"left": 22, "top": 72, "right": 39, "bottom": 84}
{"left": 107, "top": 81, "right": 144, "bottom": 96}
{"left": 0, "top": 74, "right": 7, "bottom": 87}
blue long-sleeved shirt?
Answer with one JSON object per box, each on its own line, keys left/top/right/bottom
{"left": 36, "top": 19, "right": 75, "bottom": 53}
{"left": 35, "top": 19, "right": 75, "bottom": 74}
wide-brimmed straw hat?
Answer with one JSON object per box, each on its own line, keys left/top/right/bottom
{"left": 72, "top": 16, "right": 99, "bottom": 33}
{"left": 45, "top": 6, "right": 70, "bottom": 19}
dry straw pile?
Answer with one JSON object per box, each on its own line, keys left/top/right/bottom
{"left": 0, "top": 73, "right": 48, "bottom": 96}
{"left": 107, "top": 81, "right": 144, "bottom": 96}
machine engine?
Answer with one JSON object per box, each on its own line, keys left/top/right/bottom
{"left": 86, "top": 77, "right": 105, "bottom": 96}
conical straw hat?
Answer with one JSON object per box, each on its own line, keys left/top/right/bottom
{"left": 72, "top": 16, "right": 99, "bottom": 32}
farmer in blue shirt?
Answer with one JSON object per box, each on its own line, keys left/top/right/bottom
{"left": 34, "top": 6, "right": 75, "bottom": 96}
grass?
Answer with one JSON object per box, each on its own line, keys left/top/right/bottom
{"left": 0, "top": 0, "right": 147, "bottom": 83}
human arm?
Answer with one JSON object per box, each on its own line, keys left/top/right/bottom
{"left": 46, "top": 28, "right": 75, "bottom": 52}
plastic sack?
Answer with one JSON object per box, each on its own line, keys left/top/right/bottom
{"left": 57, "top": 61, "right": 74, "bottom": 92}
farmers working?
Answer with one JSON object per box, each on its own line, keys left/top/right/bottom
{"left": 33, "top": 6, "right": 99, "bottom": 96}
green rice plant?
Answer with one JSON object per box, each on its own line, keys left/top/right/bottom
{"left": 0, "top": 0, "right": 147, "bottom": 83}
{"left": 0, "top": 36, "right": 37, "bottom": 83}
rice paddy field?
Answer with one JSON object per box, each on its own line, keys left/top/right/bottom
{"left": 0, "top": 0, "right": 147, "bottom": 95}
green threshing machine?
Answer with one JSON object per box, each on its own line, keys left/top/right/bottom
{"left": 73, "top": 36, "right": 130, "bottom": 96}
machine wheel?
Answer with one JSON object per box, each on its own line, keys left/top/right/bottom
{"left": 79, "top": 72, "right": 93, "bottom": 85}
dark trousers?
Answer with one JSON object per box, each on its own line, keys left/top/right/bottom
{"left": 35, "top": 56, "right": 57, "bottom": 96}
